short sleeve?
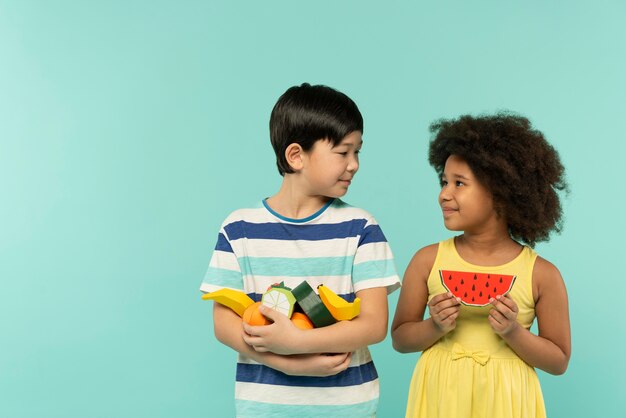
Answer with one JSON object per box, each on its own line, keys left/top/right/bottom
{"left": 199, "top": 226, "right": 244, "bottom": 293}
{"left": 351, "top": 217, "right": 401, "bottom": 294}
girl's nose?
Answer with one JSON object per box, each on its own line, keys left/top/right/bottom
{"left": 439, "top": 186, "right": 451, "bottom": 202}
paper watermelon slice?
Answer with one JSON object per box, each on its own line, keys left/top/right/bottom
{"left": 439, "top": 270, "right": 516, "bottom": 307}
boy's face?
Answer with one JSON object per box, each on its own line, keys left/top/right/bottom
{"left": 300, "top": 131, "right": 362, "bottom": 198}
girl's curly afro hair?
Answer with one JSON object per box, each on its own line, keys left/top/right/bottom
{"left": 428, "top": 112, "right": 568, "bottom": 247}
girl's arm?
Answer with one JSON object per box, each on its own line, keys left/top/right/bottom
{"left": 213, "top": 303, "right": 352, "bottom": 376}
{"left": 391, "top": 245, "right": 461, "bottom": 353}
{"left": 489, "top": 256, "right": 571, "bottom": 375}
{"left": 241, "top": 286, "right": 389, "bottom": 355}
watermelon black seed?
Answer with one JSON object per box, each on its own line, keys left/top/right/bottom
{"left": 454, "top": 286, "right": 458, "bottom": 292}
{"left": 494, "top": 288, "right": 497, "bottom": 293}
{"left": 473, "top": 274, "right": 477, "bottom": 280}
{"left": 488, "top": 294, "right": 491, "bottom": 299}
{"left": 485, "top": 282, "right": 489, "bottom": 287}
{"left": 499, "top": 277, "right": 503, "bottom": 283}
{"left": 448, "top": 275, "right": 452, "bottom": 281}
{"left": 488, "top": 274, "right": 490, "bottom": 279}
{"left": 472, "top": 284, "right": 475, "bottom": 291}
{"left": 472, "top": 297, "right": 475, "bottom": 302}
{"left": 479, "top": 291, "right": 483, "bottom": 297}
{"left": 461, "top": 279, "right": 464, "bottom": 285}
{"left": 464, "top": 292, "right": 468, "bottom": 297}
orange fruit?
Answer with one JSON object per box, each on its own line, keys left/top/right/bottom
{"left": 242, "top": 302, "right": 271, "bottom": 326}
{"left": 290, "top": 312, "right": 314, "bottom": 330}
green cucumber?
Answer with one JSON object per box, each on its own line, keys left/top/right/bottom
{"left": 292, "top": 281, "right": 337, "bottom": 328}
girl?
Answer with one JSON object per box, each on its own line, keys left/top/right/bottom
{"left": 391, "top": 113, "right": 571, "bottom": 418}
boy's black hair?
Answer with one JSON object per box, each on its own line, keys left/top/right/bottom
{"left": 270, "top": 83, "right": 363, "bottom": 176}
{"left": 428, "top": 112, "right": 568, "bottom": 247}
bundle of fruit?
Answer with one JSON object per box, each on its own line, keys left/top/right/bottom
{"left": 202, "top": 281, "right": 361, "bottom": 329}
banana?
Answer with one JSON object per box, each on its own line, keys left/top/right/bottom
{"left": 201, "top": 288, "right": 254, "bottom": 317}
{"left": 317, "top": 285, "right": 361, "bottom": 321}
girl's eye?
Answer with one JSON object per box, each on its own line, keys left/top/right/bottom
{"left": 440, "top": 180, "right": 448, "bottom": 187}
{"left": 456, "top": 181, "right": 465, "bottom": 187}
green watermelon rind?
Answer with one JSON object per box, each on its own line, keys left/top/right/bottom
{"left": 438, "top": 270, "right": 517, "bottom": 307}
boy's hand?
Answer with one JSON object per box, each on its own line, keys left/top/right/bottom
{"left": 279, "top": 352, "right": 352, "bottom": 377}
{"left": 242, "top": 305, "right": 303, "bottom": 355}
{"left": 489, "top": 294, "right": 520, "bottom": 337}
{"left": 428, "top": 292, "right": 461, "bottom": 334}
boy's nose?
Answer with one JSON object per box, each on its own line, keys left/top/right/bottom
{"left": 347, "top": 157, "right": 359, "bottom": 173}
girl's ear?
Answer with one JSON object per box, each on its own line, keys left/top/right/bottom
{"left": 285, "top": 143, "right": 305, "bottom": 172}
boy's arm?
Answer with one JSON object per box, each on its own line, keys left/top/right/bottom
{"left": 213, "top": 303, "right": 352, "bottom": 376}
{"left": 241, "top": 286, "right": 389, "bottom": 355}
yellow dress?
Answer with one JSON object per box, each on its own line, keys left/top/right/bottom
{"left": 405, "top": 238, "right": 546, "bottom": 418}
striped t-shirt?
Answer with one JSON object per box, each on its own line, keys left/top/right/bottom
{"left": 201, "top": 198, "right": 401, "bottom": 418}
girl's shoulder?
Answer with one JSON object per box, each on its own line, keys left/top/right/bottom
{"left": 405, "top": 243, "right": 440, "bottom": 282}
{"left": 532, "top": 254, "right": 566, "bottom": 298}
{"left": 533, "top": 255, "right": 563, "bottom": 280}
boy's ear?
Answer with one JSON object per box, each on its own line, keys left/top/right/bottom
{"left": 285, "top": 143, "right": 305, "bottom": 171}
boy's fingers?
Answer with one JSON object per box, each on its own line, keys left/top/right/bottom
{"left": 242, "top": 322, "right": 265, "bottom": 336}
{"left": 258, "top": 305, "right": 283, "bottom": 321}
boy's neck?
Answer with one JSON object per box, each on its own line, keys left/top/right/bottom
{"left": 265, "top": 176, "right": 333, "bottom": 220}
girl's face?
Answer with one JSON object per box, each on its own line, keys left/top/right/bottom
{"left": 438, "top": 154, "right": 498, "bottom": 232}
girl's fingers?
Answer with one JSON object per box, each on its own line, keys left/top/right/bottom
{"left": 490, "top": 297, "right": 515, "bottom": 318}
{"left": 428, "top": 292, "right": 454, "bottom": 307}
{"left": 430, "top": 295, "right": 461, "bottom": 315}
{"left": 489, "top": 309, "right": 506, "bottom": 325}
{"left": 437, "top": 306, "right": 460, "bottom": 320}
{"left": 495, "top": 294, "right": 518, "bottom": 312}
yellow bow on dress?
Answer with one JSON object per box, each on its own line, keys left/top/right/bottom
{"left": 451, "top": 343, "right": 490, "bottom": 366}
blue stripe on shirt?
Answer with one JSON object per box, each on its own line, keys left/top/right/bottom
{"left": 358, "top": 224, "right": 387, "bottom": 246}
{"left": 236, "top": 361, "right": 378, "bottom": 387}
{"left": 215, "top": 233, "right": 234, "bottom": 252}
{"left": 224, "top": 219, "right": 367, "bottom": 241}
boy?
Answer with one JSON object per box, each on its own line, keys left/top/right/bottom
{"left": 201, "top": 83, "right": 401, "bottom": 417}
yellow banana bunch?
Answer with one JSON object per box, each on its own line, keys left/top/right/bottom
{"left": 201, "top": 288, "right": 254, "bottom": 317}
{"left": 317, "top": 285, "right": 361, "bottom": 321}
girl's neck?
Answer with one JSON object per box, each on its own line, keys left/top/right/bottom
{"left": 265, "top": 176, "right": 332, "bottom": 220}
{"left": 455, "top": 229, "right": 522, "bottom": 266}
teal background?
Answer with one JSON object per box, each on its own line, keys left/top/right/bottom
{"left": 1, "top": 1, "right": 624, "bottom": 417}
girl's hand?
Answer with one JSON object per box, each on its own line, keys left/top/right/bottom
{"left": 489, "top": 294, "right": 520, "bottom": 336}
{"left": 428, "top": 292, "right": 461, "bottom": 334}
{"left": 278, "top": 352, "right": 352, "bottom": 377}
{"left": 241, "top": 305, "right": 303, "bottom": 355}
